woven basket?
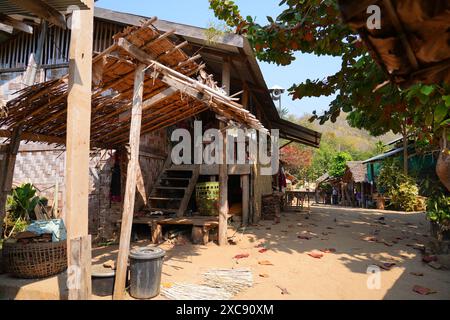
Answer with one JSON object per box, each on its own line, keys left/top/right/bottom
{"left": 2, "top": 240, "right": 67, "bottom": 279}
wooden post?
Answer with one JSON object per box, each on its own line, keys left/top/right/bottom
{"left": 113, "top": 63, "right": 145, "bottom": 300}
{"left": 65, "top": 1, "right": 94, "bottom": 300}
{"left": 68, "top": 235, "right": 92, "bottom": 300}
{"left": 240, "top": 83, "right": 249, "bottom": 226}
{"left": 0, "top": 126, "right": 22, "bottom": 237}
{"left": 241, "top": 175, "right": 249, "bottom": 226}
{"left": 218, "top": 58, "right": 230, "bottom": 246}
{"left": 219, "top": 121, "right": 229, "bottom": 246}
{"left": 361, "top": 182, "right": 365, "bottom": 208}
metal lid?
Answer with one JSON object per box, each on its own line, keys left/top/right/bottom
{"left": 129, "top": 246, "right": 165, "bottom": 260}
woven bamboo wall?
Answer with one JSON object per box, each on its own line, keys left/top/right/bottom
{"left": 6, "top": 129, "right": 167, "bottom": 241}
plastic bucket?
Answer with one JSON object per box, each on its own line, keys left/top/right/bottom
{"left": 91, "top": 264, "right": 115, "bottom": 297}
{"left": 129, "top": 246, "right": 165, "bottom": 299}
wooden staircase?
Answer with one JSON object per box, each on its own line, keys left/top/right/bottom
{"left": 148, "top": 162, "right": 200, "bottom": 217}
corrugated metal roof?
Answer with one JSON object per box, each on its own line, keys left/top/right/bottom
{"left": 0, "top": 0, "right": 90, "bottom": 15}
{"left": 363, "top": 147, "right": 404, "bottom": 164}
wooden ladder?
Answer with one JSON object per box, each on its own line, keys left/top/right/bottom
{"left": 148, "top": 161, "right": 200, "bottom": 217}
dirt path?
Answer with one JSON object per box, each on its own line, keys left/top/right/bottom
{"left": 93, "top": 205, "right": 450, "bottom": 300}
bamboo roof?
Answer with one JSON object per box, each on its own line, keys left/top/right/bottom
{"left": 0, "top": 18, "right": 265, "bottom": 148}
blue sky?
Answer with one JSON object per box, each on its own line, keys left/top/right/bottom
{"left": 96, "top": 0, "right": 342, "bottom": 117}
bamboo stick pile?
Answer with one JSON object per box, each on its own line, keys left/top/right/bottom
{"left": 161, "top": 284, "right": 233, "bottom": 300}
{"left": 202, "top": 268, "right": 253, "bottom": 295}
{"left": 161, "top": 268, "right": 253, "bottom": 300}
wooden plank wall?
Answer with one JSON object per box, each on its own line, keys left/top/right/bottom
{"left": 0, "top": 20, "right": 122, "bottom": 71}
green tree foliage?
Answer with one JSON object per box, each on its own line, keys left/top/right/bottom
{"left": 286, "top": 114, "right": 394, "bottom": 181}
{"left": 329, "top": 152, "right": 352, "bottom": 178}
{"left": 208, "top": 0, "right": 450, "bottom": 159}
{"left": 209, "top": 0, "right": 450, "bottom": 198}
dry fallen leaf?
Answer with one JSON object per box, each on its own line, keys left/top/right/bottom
{"left": 258, "top": 260, "right": 274, "bottom": 266}
{"left": 410, "top": 272, "right": 424, "bottom": 277}
{"left": 234, "top": 253, "right": 249, "bottom": 259}
{"left": 362, "top": 236, "right": 378, "bottom": 242}
{"left": 298, "top": 235, "right": 311, "bottom": 240}
{"left": 258, "top": 248, "right": 268, "bottom": 253}
{"left": 259, "top": 273, "right": 269, "bottom": 278}
{"left": 378, "top": 262, "right": 396, "bottom": 270}
{"left": 413, "top": 285, "right": 436, "bottom": 295}
{"left": 308, "top": 251, "right": 324, "bottom": 259}
{"left": 276, "top": 285, "right": 290, "bottom": 295}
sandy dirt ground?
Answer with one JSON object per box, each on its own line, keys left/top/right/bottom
{"left": 91, "top": 205, "right": 450, "bottom": 300}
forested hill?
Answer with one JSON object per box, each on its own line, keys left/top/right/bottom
{"left": 280, "top": 113, "right": 400, "bottom": 181}
{"left": 287, "top": 113, "right": 399, "bottom": 159}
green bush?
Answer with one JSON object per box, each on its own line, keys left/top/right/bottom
{"left": 390, "top": 181, "right": 419, "bottom": 212}
{"left": 426, "top": 195, "right": 450, "bottom": 238}
{"left": 3, "top": 183, "right": 40, "bottom": 239}
{"left": 329, "top": 152, "right": 353, "bottom": 178}
{"left": 377, "top": 159, "right": 420, "bottom": 211}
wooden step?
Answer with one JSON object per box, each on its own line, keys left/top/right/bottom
{"left": 160, "top": 177, "right": 190, "bottom": 181}
{"left": 149, "top": 196, "right": 183, "bottom": 201}
{"left": 154, "top": 186, "right": 187, "bottom": 190}
{"left": 147, "top": 208, "right": 178, "bottom": 213}
{"left": 167, "top": 165, "right": 195, "bottom": 171}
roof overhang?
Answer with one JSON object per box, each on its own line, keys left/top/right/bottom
{"left": 273, "top": 118, "right": 321, "bottom": 148}
{"left": 338, "top": 0, "right": 450, "bottom": 87}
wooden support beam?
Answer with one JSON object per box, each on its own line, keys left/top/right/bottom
{"left": 218, "top": 58, "right": 231, "bottom": 246}
{"left": 0, "top": 126, "right": 22, "bottom": 238}
{"left": 23, "top": 22, "right": 47, "bottom": 86}
{"left": 0, "top": 129, "right": 62, "bottom": 145}
{"left": 65, "top": 2, "right": 94, "bottom": 300}
{"left": 13, "top": 0, "right": 67, "bottom": 29}
{"left": 0, "top": 14, "right": 33, "bottom": 34}
{"left": 219, "top": 120, "right": 229, "bottom": 246}
{"left": 68, "top": 235, "right": 92, "bottom": 300}
{"left": 113, "top": 64, "right": 145, "bottom": 300}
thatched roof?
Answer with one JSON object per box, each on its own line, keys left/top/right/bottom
{"left": 338, "top": 0, "right": 450, "bottom": 86}
{"left": 0, "top": 19, "right": 265, "bottom": 148}
{"left": 344, "top": 161, "right": 367, "bottom": 183}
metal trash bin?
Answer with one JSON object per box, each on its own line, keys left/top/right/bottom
{"left": 129, "top": 246, "right": 165, "bottom": 299}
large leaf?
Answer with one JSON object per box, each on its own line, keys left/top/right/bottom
{"left": 420, "top": 85, "right": 435, "bottom": 96}
{"left": 435, "top": 102, "right": 449, "bottom": 125}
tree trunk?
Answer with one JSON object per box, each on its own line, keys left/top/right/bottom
{"left": 436, "top": 130, "right": 450, "bottom": 192}
{"left": 402, "top": 130, "right": 408, "bottom": 175}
